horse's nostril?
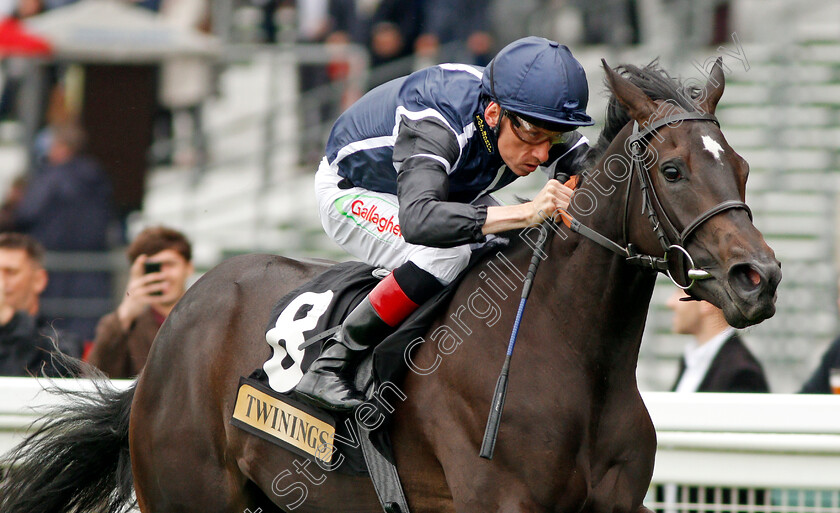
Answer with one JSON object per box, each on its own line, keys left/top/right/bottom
{"left": 746, "top": 267, "right": 761, "bottom": 286}
{"left": 729, "top": 263, "right": 762, "bottom": 293}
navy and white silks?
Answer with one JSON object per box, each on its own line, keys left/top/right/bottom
{"left": 315, "top": 63, "right": 589, "bottom": 283}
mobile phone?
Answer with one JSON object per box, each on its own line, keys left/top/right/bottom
{"left": 144, "top": 261, "right": 162, "bottom": 274}
{"left": 144, "top": 261, "right": 163, "bottom": 295}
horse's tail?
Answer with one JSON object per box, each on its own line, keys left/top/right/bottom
{"left": 0, "top": 379, "right": 136, "bottom": 513}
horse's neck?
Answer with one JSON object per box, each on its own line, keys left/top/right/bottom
{"left": 539, "top": 132, "right": 657, "bottom": 358}
{"left": 569, "top": 127, "right": 637, "bottom": 243}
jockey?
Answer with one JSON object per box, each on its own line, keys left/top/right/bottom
{"left": 297, "top": 36, "right": 594, "bottom": 411}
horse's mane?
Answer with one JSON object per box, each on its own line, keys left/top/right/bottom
{"left": 590, "top": 60, "right": 701, "bottom": 160}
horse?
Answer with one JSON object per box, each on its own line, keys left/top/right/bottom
{"left": 0, "top": 58, "right": 781, "bottom": 513}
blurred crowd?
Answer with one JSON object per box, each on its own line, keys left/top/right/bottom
{"left": 0, "top": 0, "right": 202, "bottom": 379}
{"left": 272, "top": 0, "right": 643, "bottom": 88}
{"left": 0, "top": 0, "right": 830, "bottom": 400}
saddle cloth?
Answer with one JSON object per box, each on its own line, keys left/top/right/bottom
{"left": 248, "top": 239, "right": 510, "bottom": 475}
{"left": 249, "top": 261, "right": 456, "bottom": 475}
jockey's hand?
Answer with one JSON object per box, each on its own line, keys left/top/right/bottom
{"left": 528, "top": 178, "right": 574, "bottom": 225}
{"left": 116, "top": 255, "right": 165, "bottom": 331}
{"left": 482, "top": 179, "right": 575, "bottom": 235}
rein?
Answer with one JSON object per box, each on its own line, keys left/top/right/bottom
{"left": 559, "top": 111, "right": 752, "bottom": 289}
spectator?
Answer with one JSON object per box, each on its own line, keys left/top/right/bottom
{"left": 800, "top": 277, "right": 840, "bottom": 394}
{"left": 0, "top": 121, "right": 114, "bottom": 341}
{"left": 801, "top": 338, "right": 840, "bottom": 394}
{"left": 86, "top": 226, "right": 193, "bottom": 378}
{"left": 367, "top": 0, "right": 423, "bottom": 86}
{"left": 666, "top": 288, "right": 769, "bottom": 393}
{"left": 658, "top": 288, "right": 769, "bottom": 513}
{"left": 0, "top": 286, "right": 51, "bottom": 376}
{"left": 325, "top": 0, "right": 423, "bottom": 89}
{"left": 570, "top": 0, "right": 639, "bottom": 46}
{"left": 0, "top": 0, "right": 46, "bottom": 122}
{"left": 0, "top": 232, "right": 77, "bottom": 375}
{"left": 415, "top": 0, "right": 494, "bottom": 66}
{"left": 328, "top": 0, "right": 422, "bottom": 78}
{"left": 255, "top": 0, "right": 282, "bottom": 43}
{"left": 295, "top": 0, "right": 333, "bottom": 164}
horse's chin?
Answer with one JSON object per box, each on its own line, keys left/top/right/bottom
{"left": 721, "top": 299, "right": 776, "bottom": 328}
{"left": 693, "top": 281, "right": 777, "bottom": 328}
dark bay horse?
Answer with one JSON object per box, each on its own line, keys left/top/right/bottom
{"left": 1, "top": 59, "right": 780, "bottom": 513}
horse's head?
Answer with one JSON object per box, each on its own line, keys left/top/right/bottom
{"left": 602, "top": 59, "right": 781, "bottom": 328}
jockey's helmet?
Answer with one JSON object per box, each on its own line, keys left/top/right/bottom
{"left": 481, "top": 36, "right": 594, "bottom": 131}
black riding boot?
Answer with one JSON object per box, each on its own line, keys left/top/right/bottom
{"left": 295, "top": 297, "right": 394, "bottom": 411}
{"left": 296, "top": 262, "right": 444, "bottom": 411}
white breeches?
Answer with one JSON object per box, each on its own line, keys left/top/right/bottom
{"left": 314, "top": 158, "right": 483, "bottom": 284}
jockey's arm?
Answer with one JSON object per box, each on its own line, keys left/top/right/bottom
{"left": 394, "top": 117, "right": 588, "bottom": 246}
{"left": 394, "top": 116, "right": 487, "bottom": 248}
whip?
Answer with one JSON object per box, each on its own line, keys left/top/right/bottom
{"left": 479, "top": 173, "right": 568, "bottom": 459}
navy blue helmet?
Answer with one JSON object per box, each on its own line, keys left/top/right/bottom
{"left": 481, "top": 36, "right": 593, "bottom": 130}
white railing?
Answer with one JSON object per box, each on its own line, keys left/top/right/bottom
{"left": 647, "top": 392, "right": 840, "bottom": 513}
{"left": 646, "top": 392, "right": 840, "bottom": 488}
{"left": 0, "top": 377, "right": 134, "bottom": 456}
{"left": 2, "top": 380, "right": 839, "bottom": 506}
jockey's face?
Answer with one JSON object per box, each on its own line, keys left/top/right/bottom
{"left": 484, "top": 102, "right": 568, "bottom": 177}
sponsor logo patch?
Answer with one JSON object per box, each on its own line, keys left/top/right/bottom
{"left": 335, "top": 194, "right": 402, "bottom": 240}
{"left": 475, "top": 114, "right": 494, "bottom": 154}
{"left": 231, "top": 378, "right": 336, "bottom": 463}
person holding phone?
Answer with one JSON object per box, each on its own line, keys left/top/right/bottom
{"left": 87, "top": 226, "right": 193, "bottom": 378}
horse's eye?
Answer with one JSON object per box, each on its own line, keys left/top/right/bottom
{"left": 662, "top": 165, "right": 681, "bottom": 182}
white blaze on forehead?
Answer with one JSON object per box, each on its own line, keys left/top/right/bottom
{"left": 702, "top": 135, "right": 725, "bottom": 163}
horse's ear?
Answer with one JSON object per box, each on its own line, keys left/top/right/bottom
{"left": 602, "top": 59, "right": 657, "bottom": 126}
{"left": 700, "top": 57, "right": 725, "bottom": 114}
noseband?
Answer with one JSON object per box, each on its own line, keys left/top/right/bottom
{"left": 562, "top": 111, "right": 752, "bottom": 289}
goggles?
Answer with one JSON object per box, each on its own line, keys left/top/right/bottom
{"left": 505, "top": 111, "right": 573, "bottom": 146}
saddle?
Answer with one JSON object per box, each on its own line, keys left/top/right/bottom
{"left": 240, "top": 261, "right": 461, "bottom": 475}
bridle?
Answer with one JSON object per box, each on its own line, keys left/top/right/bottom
{"left": 560, "top": 111, "right": 753, "bottom": 289}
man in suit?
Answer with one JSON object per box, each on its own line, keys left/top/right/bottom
{"left": 800, "top": 277, "right": 840, "bottom": 394}
{"left": 657, "top": 289, "right": 770, "bottom": 513}
{"left": 667, "top": 288, "right": 769, "bottom": 393}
